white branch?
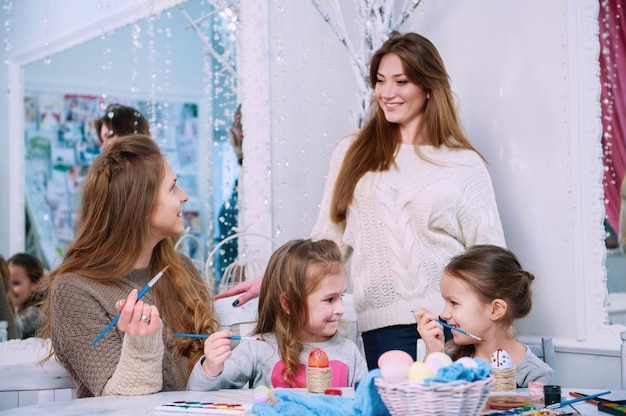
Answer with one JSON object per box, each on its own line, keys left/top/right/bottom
{"left": 397, "top": 0, "right": 422, "bottom": 28}
{"left": 310, "top": 0, "right": 369, "bottom": 81}
{"left": 310, "top": 0, "right": 422, "bottom": 127}
{"left": 179, "top": 6, "right": 237, "bottom": 78}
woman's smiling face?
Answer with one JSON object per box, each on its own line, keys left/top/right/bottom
{"left": 374, "top": 52, "right": 429, "bottom": 140}
{"left": 148, "top": 159, "right": 189, "bottom": 243}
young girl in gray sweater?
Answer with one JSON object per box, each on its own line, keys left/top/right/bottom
{"left": 414, "top": 244, "right": 554, "bottom": 387}
{"left": 187, "top": 239, "right": 368, "bottom": 390}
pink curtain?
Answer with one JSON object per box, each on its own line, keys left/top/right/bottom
{"left": 600, "top": 0, "right": 626, "bottom": 234}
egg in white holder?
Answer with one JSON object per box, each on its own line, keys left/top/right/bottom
{"left": 490, "top": 349, "right": 517, "bottom": 391}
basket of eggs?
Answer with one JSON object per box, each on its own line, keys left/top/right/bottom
{"left": 374, "top": 350, "right": 494, "bottom": 416}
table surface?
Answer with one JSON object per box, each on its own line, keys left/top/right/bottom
{"left": 0, "top": 387, "right": 622, "bottom": 415}
{"left": 484, "top": 388, "right": 625, "bottom": 415}
{"left": 0, "top": 390, "right": 258, "bottom": 416}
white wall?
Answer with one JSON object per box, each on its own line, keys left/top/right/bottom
{"left": 0, "top": 0, "right": 620, "bottom": 388}
{"left": 264, "top": 0, "right": 615, "bottom": 388}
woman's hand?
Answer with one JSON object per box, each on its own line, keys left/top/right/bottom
{"left": 214, "top": 275, "right": 263, "bottom": 307}
{"left": 115, "top": 289, "right": 161, "bottom": 337}
{"left": 413, "top": 308, "right": 445, "bottom": 353}
{"left": 201, "top": 330, "right": 234, "bottom": 377}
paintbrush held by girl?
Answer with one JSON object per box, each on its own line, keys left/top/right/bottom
{"left": 187, "top": 239, "right": 368, "bottom": 391}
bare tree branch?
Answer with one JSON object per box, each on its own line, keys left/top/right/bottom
{"left": 309, "top": 0, "right": 422, "bottom": 127}
{"left": 179, "top": 5, "right": 238, "bottom": 78}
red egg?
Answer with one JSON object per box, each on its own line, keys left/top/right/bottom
{"left": 308, "top": 348, "right": 329, "bottom": 367}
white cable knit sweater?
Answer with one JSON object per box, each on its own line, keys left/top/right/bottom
{"left": 311, "top": 136, "right": 506, "bottom": 333}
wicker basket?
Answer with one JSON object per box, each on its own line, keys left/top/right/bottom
{"left": 374, "top": 376, "right": 495, "bottom": 416}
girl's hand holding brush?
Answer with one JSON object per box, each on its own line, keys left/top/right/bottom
{"left": 413, "top": 308, "right": 446, "bottom": 353}
{"left": 201, "top": 329, "right": 234, "bottom": 377}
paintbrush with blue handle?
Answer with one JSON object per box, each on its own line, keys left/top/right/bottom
{"left": 91, "top": 265, "right": 170, "bottom": 346}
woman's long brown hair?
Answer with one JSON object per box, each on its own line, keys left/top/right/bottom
{"left": 40, "top": 134, "right": 218, "bottom": 371}
{"left": 331, "top": 32, "right": 484, "bottom": 222}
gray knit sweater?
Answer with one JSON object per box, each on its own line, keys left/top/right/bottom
{"left": 187, "top": 333, "right": 368, "bottom": 390}
{"left": 515, "top": 344, "right": 555, "bottom": 387}
{"left": 49, "top": 268, "right": 190, "bottom": 397}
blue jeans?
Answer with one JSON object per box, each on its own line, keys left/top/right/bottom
{"left": 362, "top": 323, "right": 453, "bottom": 370}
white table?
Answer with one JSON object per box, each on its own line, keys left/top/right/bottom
{"left": 0, "top": 388, "right": 356, "bottom": 416}
{"left": 0, "top": 390, "right": 258, "bottom": 416}
{"left": 0, "top": 386, "right": 621, "bottom": 415}
{"left": 484, "top": 388, "right": 626, "bottom": 415}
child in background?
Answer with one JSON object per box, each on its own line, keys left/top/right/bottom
{"left": 8, "top": 253, "right": 46, "bottom": 338}
{"left": 414, "top": 244, "right": 554, "bottom": 387}
{"left": 0, "top": 255, "right": 18, "bottom": 340}
{"left": 187, "top": 239, "right": 368, "bottom": 390}
{"left": 94, "top": 103, "right": 151, "bottom": 150}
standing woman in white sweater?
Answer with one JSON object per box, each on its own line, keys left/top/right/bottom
{"left": 218, "top": 31, "right": 506, "bottom": 369}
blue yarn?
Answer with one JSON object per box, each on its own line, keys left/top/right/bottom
{"left": 354, "top": 369, "right": 391, "bottom": 416}
{"left": 424, "top": 357, "right": 492, "bottom": 384}
{"left": 252, "top": 389, "right": 354, "bottom": 416}
{"left": 252, "top": 369, "right": 392, "bottom": 416}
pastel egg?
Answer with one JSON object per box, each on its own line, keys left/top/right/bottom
{"left": 379, "top": 359, "right": 411, "bottom": 380}
{"left": 455, "top": 356, "right": 479, "bottom": 368}
{"left": 424, "top": 352, "right": 453, "bottom": 373}
{"left": 253, "top": 390, "right": 269, "bottom": 403}
{"left": 490, "top": 349, "right": 513, "bottom": 369}
{"left": 427, "top": 352, "right": 453, "bottom": 366}
{"left": 253, "top": 385, "right": 271, "bottom": 403}
{"left": 255, "top": 385, "right": 270, "bottom": 394}
{"left": 407, "top": 361, "right": 434, "bottom": 382}
{"left": 378, "top": 350, "right": 413, "bottom": 369}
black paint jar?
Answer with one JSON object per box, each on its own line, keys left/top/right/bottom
{"left": 543, "top": 384, "right": 562, "bottom": 406}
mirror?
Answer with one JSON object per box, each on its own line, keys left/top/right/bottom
{"left": 19, "top": 0, "right": 240, "bottom": 281}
